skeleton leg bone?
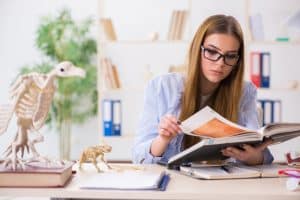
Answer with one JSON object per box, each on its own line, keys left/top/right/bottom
{"left": 26, "top": 133, "right": 51, "bottom": 164}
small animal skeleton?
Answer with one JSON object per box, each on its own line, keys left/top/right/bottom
{"left": 79, "top": 144, "right": 112, "bottom": 172}
{"left": 0, "top": 61, "right": 86, "bottom": 170}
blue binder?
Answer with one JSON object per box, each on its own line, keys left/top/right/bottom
{"left": 102, "top": 99, "right": 113, "bottom": 136}
{"left": 260, "top": 52, "right": 271, "bottom": 88}
{"left": 112, "top": 100, "right": 122, "bottom": 136}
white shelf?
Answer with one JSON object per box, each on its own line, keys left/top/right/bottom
{"left": 249, "top": 41, "right": 300, "bottom": 45}
{"left": 99, "top": 40, "right": 190, "bottom": 45}
{"left": 257, "top": 88, "right": 300, "bottom": 92}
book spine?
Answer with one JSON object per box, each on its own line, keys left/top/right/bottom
{"left": 172, "top": 11, "right": 180, "bottom": 40}
{"left": 100, "top": 18, "right": 117, "bottom": 41}
{"left": 167, "top": 11, "right": 176, "bottom": 40}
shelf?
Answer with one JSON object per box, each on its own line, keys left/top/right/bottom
{"left": 257, "top": 88, "right": 300, "bottom": 92}
{"left": 248, "top": 40, "right": 300, "bottom": 45}
{"left": 99, "top": 40, "right": 190, "bottom": 45}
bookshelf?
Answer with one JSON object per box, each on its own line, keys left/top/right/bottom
{"left": 97, "top": 0, "right": 300, "bottom": 161}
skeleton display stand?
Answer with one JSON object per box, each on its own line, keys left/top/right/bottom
{"left": 0, "top": 61, "right": 86, "bottom": 170}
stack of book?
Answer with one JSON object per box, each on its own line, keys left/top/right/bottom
{"left": 101, "top": 58, "right": 121, "bottom": 90}
{"left": 167, "top": 10, "right": 188, "bottom": 40}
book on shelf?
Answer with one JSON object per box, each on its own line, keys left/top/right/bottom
{"left": 0, "top": 161, "right": 74, "bottom": 187}
{"left": 167, "top": 106, "right": 300, "bottom": 168}
{"left": 249, "top": 13, "right": 265, "bottom": 41}
{"left": 168, "top": 64, "right": 186, "bottom": 74}
{"left": 101, "top": 58, "right": 121, "bottom": 89}
{"left": 167, "top": 10, "right": 188, "bottom": 40}
{"left": 257, "top": 99, "right": 282, "bottom": 126}
{"left": 179, "top": 163, "right": 291, "bottom": 180}
{"left": 80, "top": 170, "right": 169, "bottom": 191}
{"left": 100, "top": 18, "right": 117, "bottom": 41}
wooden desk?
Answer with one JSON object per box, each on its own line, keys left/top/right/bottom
{"left": 0, "top": 164, "right": 299, "bottom": 200}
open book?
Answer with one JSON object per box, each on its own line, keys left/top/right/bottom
{"left": 179, "top": 163, "right": 291, "bottom": 180}
{"left": 167, "top": 106, "right": 300, "bottom": 168}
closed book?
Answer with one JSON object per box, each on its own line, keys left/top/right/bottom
{"left": 179, "top": 164, "right": 290, "bottom": 180}
{"left": 100, "top": 18, "right": 117, "bottom": 41}
{"left": 80, "top": 170, "right": 169, "bottom": 191}
{"left": 167, "top": 106, "right": 300, "bottom": 168}
{"left": 0, "top": 162, "right": 73, "bottom": 187}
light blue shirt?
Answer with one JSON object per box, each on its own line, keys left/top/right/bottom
{"left": 132, "top": 73, "right": 273, "bottom": 164}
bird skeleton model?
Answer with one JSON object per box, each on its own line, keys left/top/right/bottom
{"left": 0, "top": 61, "right": 86, "bottom": 170}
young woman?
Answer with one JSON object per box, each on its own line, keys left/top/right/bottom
{"left": 132, "top": 15, "right": 273, "bottom": 165}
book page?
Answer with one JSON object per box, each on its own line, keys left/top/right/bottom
{"left": 180, "top": 106, "right": 254, "bottom": 138}
{"left": 261, "top": 123, "right": 300, "bottom": 137}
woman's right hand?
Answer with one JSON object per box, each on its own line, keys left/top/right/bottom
{"left": 158, "top": 114, "right": 182, "bottom": 143}
{"left": 150, "top": 114, "right": 182, "bottom": 157}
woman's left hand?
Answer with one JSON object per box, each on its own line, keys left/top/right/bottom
{"left": 221, "top": 139, "right": 273, "bottom": 165}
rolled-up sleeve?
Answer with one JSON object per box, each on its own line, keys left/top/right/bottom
{"left": 132, "top": 78, "right": 162, "bottom": 164}
{"left": 239, "top": 82, "right": 274, "bottom": 164}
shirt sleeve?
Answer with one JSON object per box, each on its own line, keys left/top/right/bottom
{"left": 131, "top": 78, "right": 162, "bottom": 164}
{"left": 239, "top": 82, "right": 274, "bottom": 164}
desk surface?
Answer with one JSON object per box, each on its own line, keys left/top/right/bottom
{"left": 0, "top": 164, "right": 299, "bottom": 200}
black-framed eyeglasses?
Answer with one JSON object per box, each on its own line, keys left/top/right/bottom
{"left": 201, "top": 45, "right": 240, "bottom": 67}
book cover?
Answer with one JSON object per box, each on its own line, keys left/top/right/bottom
{"left": 167, "top": 106, "right": 300, "bottom": 168}
{"left": 179, "top": 163, "right": 290, "bottom": 180}
{"left": 79, "top": 170, "right": 168, "bottom": 190}
{"left": 0, "top": 162, "right": 73, "bottom": 187}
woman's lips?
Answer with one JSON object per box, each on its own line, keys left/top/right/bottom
{"left": 210, "top": 70, "right": 223, "bottom": 76}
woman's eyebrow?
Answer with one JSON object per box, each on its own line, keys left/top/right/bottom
{"left": 206, "top": 44, "right": 239, "bottom": 53}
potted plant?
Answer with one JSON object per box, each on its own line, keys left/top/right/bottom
{"left": 19, "top": 8, "right": 97, "bottom": 159}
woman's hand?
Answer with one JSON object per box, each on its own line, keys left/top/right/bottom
{"left": 221, "top": 139, "right": 273, "bottom": 165}
{"left": 158, "top": 114, "right": 182, "bottom": 143}
{"left": 150, "top": 114, "right": 181, "bottom": 157}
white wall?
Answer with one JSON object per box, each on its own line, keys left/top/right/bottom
{"left": 0, "top": 0, "right": 98, "bottom": 160}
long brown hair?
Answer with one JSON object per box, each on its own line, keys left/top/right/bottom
{"left": 180, "top": 15, "right": 245, "bottom": 149}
